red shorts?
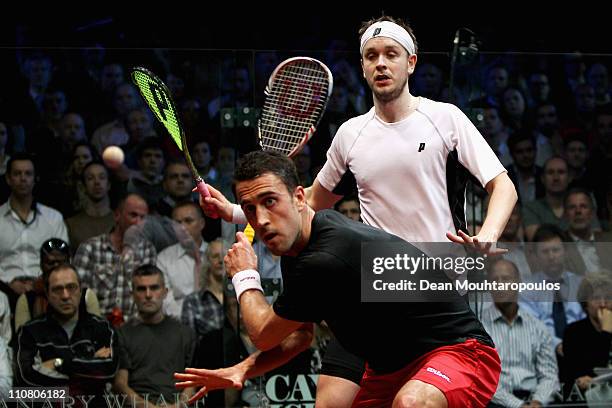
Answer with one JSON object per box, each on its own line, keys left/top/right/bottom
{"left": 351, "top": 339, "right": 501, "bottom": 408}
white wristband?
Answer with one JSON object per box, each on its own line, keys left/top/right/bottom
{"left": 232, "top": 204, "right": 248, "bottom": 224}
{"left": 232, "top": 269, "right": 263, "bottom": 302}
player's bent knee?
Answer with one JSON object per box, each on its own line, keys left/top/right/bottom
{"left": 316, "top": 375, "right": 360, "bottom": 408}
{"left": 391, "top": 395, "right": 445, "bottom": 408}
{"left": 392, "top": 380, "right": 447, "bottom": 408}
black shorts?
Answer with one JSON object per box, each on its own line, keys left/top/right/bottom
{"left": 320, "top": 337, "right": 366, "bottom": 385}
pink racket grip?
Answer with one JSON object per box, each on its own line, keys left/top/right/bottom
{"left": 194, "top": 178, "right": 211, "bottom": 198}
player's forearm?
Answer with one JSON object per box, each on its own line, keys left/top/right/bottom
{"left": 239, "top": 291, "right": 280, "bottom": 349}
{"left": 481, "top": 173, "right": 517, "bottom": 241}
{"left": 235, "top": 324, "right": 313, "bottom": 381}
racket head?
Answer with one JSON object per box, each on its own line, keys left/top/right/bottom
{"left": 131, "top": 67, "right": 202, "bottom": 184}
{"left": 258, "top": 57, "right": 333, "bottom": 157}
{"left": 131, "top": 67, "right": 185, "bottom": 151}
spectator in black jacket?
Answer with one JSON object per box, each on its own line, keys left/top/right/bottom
{"left": 16, "top": 263, "right": 118, "bottom": 406}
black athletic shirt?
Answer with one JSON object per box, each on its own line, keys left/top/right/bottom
{"left": 273, "top": 210, "right": 494, "bottom": 373}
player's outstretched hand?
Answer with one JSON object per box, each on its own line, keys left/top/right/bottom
{"left": 175, "top": 366, "right": 244, "bottom": 404}
{"left": 194, "top": 184, "right": 233, "bottom": 221}
{"left": 224, "top": 232, "right": 258, "bottom": 278}
{"left": 446, "top": 230, "right": 508, "bottom": 256}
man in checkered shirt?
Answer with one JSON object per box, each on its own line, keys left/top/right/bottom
{"left": 74, "top": 193, "right": 156, "bottom": 321}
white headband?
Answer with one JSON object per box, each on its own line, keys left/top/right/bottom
{"left": 359, "top": 21, "right": 416, "bottom": 56}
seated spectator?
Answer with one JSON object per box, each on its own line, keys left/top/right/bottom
{"left": 66, "top": 162, "right": 114, "bottom": 252}
{"left": 181, "top": 239, "right": 227, "bottom": 341}
{"left": 55, "top": 142, "right": 99, "bottom": 217}
{"left": 527, "top": 72, "right": 552, "bottom": 108}
{"left": 156, "top": 161, "right": 194, "bottom": 218}
{"left": 335, "top": 195, "right": 361, "bottom": 222}
{"left": 498, "top": 204, "right": 532, "bottom": 279}
{"left": 563, "top": 273, "right": 612, "bottom": 400}
{"left": 0, "top": 153, "right": 68, "bottom": 295}
{"left": 126, "top": 137, "right": 165, "bottom": 208}
{"left": 534, "top": 102, "right": 564, "bottom": 158}
{"left": 523, "top": 156, "right": 570, "bottom": 240}
{"left": 0, "top": 290, "right": 10, "bottom": 344}
{"left": 521, "top": 225, "right": 585, "bottom": 353}
{"left": 587, "top": 107, "right": 612, "bottom": 218}
{"left": 191, "top": 140, "right": 217, "bottom": 184}
{"left": 15, "top": 263, "right": 118, "bottom": 406}
{"left": 293, "top": 145, "right": 314, "bottom": 187}
{"left": 563, "top": 188, "right": 612, "bottom": 274}
{"left": 586, "top": 63, "right": 611, "bottom": 107}
{"left": 481, "top": 105, "right": 512, "bottom": 167}
{"left": 0, "top": 119, "right": 10, "bottom": 203}
{"left": 157, "top": 202, "right": 208, "bottom": 315}
{"left": 563, "top": 132, "right": 590, "bottom": 190}
{"left": 603, "top": 181, "right": 612, "bottom": 232}
{"left": 91, "top": 83, "right": 141, "bottom": 155}
{"left": 506, "top": 131, "right": 544, "bottom": 205}
{"left": 482, "top": 259, "right": 558, "bottom": 408}
{"left": 0, "top": 336, "right": 12, "bottom": 399}
{"left": 16, "top": 238, "right": 71, "bottom": 327}
{"left": 114, "top": 264, "right": 195, "bottom": 406}
{"left": 74, "top": 193, "right": 156, "bottom": 321}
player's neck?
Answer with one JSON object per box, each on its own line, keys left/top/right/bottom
{"left": 286, "top": 207, "right": 315, "bottom": 257}
{"left": 375, "top": 92, "right": 419, "bottom": 123}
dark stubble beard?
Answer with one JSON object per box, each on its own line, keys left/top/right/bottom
{"left": 372, "top": 75, "right": 408, "bottom": 103}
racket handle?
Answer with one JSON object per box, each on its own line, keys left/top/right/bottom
{"left": 194, "top": 179, "right": 211, "bottom": 198}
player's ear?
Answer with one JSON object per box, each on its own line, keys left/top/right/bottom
{"left": 293, "top": 186, "right": 306, "bottom": 209}
{"left": 407, "top": 54, "right": 417, "bottom": 75}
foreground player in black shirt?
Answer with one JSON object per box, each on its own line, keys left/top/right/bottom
{"left": 175, "top": 151, "right": 500, "bottom": 407}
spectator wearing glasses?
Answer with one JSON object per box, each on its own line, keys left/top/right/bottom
{"left": 15, "top": 263, "right": 118, "bottom": 406}
{"left": 14, "top": 238, "right": 70, "bottom": 328}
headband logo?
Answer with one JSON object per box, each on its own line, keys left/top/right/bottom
{"left": 373, "top": 27, "right": 381, "bottom": 37}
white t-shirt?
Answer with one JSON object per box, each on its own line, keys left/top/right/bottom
{"left": 317, "top": 98, "right": 505, "bottom": 243}
{"left": 0, "top": 201, "right": 69, "bottom": 282}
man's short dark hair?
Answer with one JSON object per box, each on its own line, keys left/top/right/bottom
{"left": 113, "top": 192, "right": 146, "bottom": 212}
{"left": 507, "top": 130, "right": 535, "bottom": 153}
{"left": 563, "top": 130, "right": 588, "bottom": 147}
{"left": 334, "top": 194, "right": 359, "bottom": 211}
{"left": 358, "top": 15, "right": 418, "bottom": 54}
{"left": 564, "top": 187, "right": 594, "bottom": 209}
{"left": 486, "top": 258, "right": 520, "bottom": 281}
{"left": 234, "top": 151, "right": 299, "bottom": 193}
{"left": 132, "top": 263, "right": 165, "bottom": 286}
{"left": 6, "top": 152, "right": 35, "bottom": 175}
{"left": 172, "top": 201, "right": 204, "bottom": 219}
{"left": 81, "top": 161, "right": 109, "bottom": 184}
{"left": 533, "top": 224, "right": 569, "bottom": 243}
{"left": 136, "top": 137, "right": 164, "bottom": 160}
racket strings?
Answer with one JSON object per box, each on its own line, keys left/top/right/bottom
{"left": 132, "top": 71, "right": 184, "bottom": 150}
{"left": 260, "top": 61, "right": 330, "bottom": 155}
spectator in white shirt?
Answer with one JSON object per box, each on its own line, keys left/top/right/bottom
{"left": 0, "top": 153, "right": 68, "bottom": 294}
{"left": 157, "top": 201, "right": 207, "bottom": 316}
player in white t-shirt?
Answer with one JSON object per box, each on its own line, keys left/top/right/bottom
{"left": 198, "top": 15, "right": 517, "bottom": 408}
